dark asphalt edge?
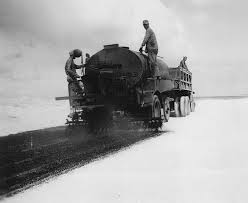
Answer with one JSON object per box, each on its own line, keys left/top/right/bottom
{"left": 0, "top": 139, "right": 70, "bottom": 171}
{"left": 0, "top": 126, "right": 66, "bottom": 141}
{"left": 0, "top": 131, "right": 165, "bottom": 200}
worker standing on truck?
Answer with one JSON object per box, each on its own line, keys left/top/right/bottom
{"left": 178, "top": 56, "right": 188, "bottom": 70}
{"left": 65, "top": 49, "right": 84, "bottom": 92}
{"left": 139, "top": 20, "right": 159, "bottom": 77}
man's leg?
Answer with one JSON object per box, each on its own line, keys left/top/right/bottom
{"left": 148, "top": 52, "right": 154, "bottom": 77}
{"left": 75, "top": 80, "right": 84, "bottom": 94}
{"left": 69, "top": 75, "right": 83, "bottom": 94}
{"left": 148, "top": 51, "right": 159, "bottom": 77}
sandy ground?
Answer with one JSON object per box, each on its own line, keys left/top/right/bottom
{"left": 0, "top": 99, "right": 68, "bottom": 136}
{"left": 2, "top": 98, "right": 248, "bottom": 203}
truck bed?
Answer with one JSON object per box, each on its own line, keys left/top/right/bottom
{"left": 168, "top": 67, "right": 192, "bottom": 92}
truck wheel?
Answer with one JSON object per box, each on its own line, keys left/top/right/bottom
{"left": 190, "top": 101, "right": 195, "bottom": 112}
{"left": 174, "top": 98, "right": 180, "bottom": 117}
{"left": 185, "top": 96, "right": 190, "bottom": 116}
{"left": 163, "top": 98, "right": 170, "bottom": 122}
{"left": 188, "top": 97, "right": 191, "bottom": 115}
{"left": 180, "top": 96, "right": 186, "bottom": 117}
{"left": 152, "top": 95, "right": 161, "bottom": 118}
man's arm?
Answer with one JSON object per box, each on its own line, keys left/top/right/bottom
{"left": 179, "top": 60, "right": 188, "bottom": 69}
{"left": 65, "top": 58, "right": 80, "bottom": 78}
{"left": 180, "top": 60, "right": 183, "bottom": 67}
{"left": 184, "top": 63, "right": 188, "bottom": 69}
{"left": 141, "top": 29, "right": 151, "bottom": 47}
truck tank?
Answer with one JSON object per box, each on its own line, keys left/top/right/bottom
{"left": 85, "top": 44, "right": 170, "bottom": 87}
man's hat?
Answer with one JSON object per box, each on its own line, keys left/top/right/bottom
{"left": 73, "top": 49, "right": 82, "bottom": 57}
{"left": 143, "top": 20, "right": 149, "bottom": 25}
{"left": 70, "top": 49, "right": 82, "bottom": 57}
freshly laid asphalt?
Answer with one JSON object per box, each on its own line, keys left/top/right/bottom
{"left": 0, "top": 125, "right": 164, "bottom": 198}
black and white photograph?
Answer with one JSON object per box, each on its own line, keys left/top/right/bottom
{"left": 0, "top": 0, "right": 248, "bottom": 202}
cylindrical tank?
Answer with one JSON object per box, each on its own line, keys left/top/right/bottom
{"left": 86, "top": 44, "right": 170, "bottom": 87}
{"left": 157, "top": 58, "right": 170, "bottom": 80}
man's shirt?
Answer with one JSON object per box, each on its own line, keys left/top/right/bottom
{"left": 142, "top": 27, "right": 158, "bottom": 51}
{"left": 65, "top": 57, "right": 81, "bottom": 79}
{"left": 179, "top": 60, "right": 188, "bottom": 70}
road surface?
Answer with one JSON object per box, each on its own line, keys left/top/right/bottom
{"left": 2, "top": 98, "right": 248, "bottom": 203}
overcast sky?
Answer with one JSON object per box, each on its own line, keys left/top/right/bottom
{"left": 0, "top": 0, "right": 247, "bottom": 100}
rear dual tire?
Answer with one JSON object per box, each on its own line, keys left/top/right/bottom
{"left": 180, "top": 96, "right": 186, "bottom": 117}
{"left": 180, "top": 96, "right": 190, "bottom": 117}
{"left": 190, "top": 101, "right": 196, "bottom": 112}
{"left": 171, "top": 98, "right": 180, "bottom": 117}
{"left": 172, "top": 96, "right": 191, "bottom": 117}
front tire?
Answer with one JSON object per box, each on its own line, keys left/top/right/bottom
{"left": 150, "top": 95, "right": 162, "bottom": 130}
{"left": 152, "top": 95, "right": 161, "bottom": 118}
{"left": 163, "top": 98, "right": 170, "bottom": 122}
